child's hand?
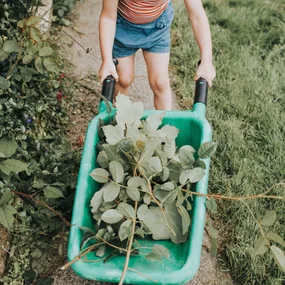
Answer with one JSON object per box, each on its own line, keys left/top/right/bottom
{"left": 99, "top": 60, "right": 119, "bottom": 83}
{"left": 194, "top": 62, "right": 216, "bottom": 87}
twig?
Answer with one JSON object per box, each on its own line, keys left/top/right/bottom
{"left": 95, "top": 235, "right": 127, "bottom": 253}
{"left": 11, "top": 190, "right": 71, "bottom": 227}
{"left": 128, "top": 267, "right": 158, "bottom": 283}
{"left": 119, "top": 201, "right": 138, "bottom": 285}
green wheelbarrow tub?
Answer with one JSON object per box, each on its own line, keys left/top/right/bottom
{"left": 68, "top": 102, "right": 212, "bottom": 285}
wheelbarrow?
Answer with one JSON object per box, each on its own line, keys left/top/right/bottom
{"left": 67, "top": 62, "right": 212, "bottom": 284}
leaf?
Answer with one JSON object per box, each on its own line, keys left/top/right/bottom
{"left": 0, "top": 159, "right": 28, "bottom": 175}
{"left": 141, "top": 156, "right": 162, "bottom": 178}
{"left": 188, "top": 168, "right": 205, "bottom": 183}
{"left": 22, "top": 55, "right": 33, "bottom": 64}
{"left": 152, "top": 244, "right": 170, "bottom": 259}
{"left": 102, "top": 144, "right": 117, "bottom": 161}
{"left": 143, "top": 193, "right": 151, "bottom": 204}
{"left": 179, "top": 169, "right": 191, "bottom": 185}
{"left": 103, "top": 182, "right": 120, "bottom": 202}
{"left": 143, "top": 113, "right": 164, "bottom": 136}
{"left": 155, "top": 148, "right": 168, "bottom": 166}
{"left": 26, "top": 16, "right": 40, "bottom": 27}
{"left": 101, "top": 209, "right": 123, "bottom": 224}
{"left": 97, "top": 150, "right": 108, "bottom": 168}
{"left": 194, "top": 160, "right": 207, "bottom": 169}
{"left": 145, "top": 252, "right": 162, "bottom": 262}
{"left": 270, "top": 246, "right": 285, "bottom": 272}
{"left": 2, "top": 40, "right": 20, "bottom": 53}
{"left": 137, "top": 204, "right": 149, "bottom": 221}
{"left": 102, "top": 125, "right": 125, "bottom": 145}
{"left": 126, "top": 188, "right": 141, "bottom": 201}
{"left": 160, "top": 167, "right": 170, "bottom": 182}
{"left": 0, "top": 137, "right": 17, "bottom": 158}
{"left": 163, "top": 140, "right": 176, "bottom": 159}
{"left": 206, "top": 197, "right": 218, "bottom": 214}
{"left": 117, "top": 202, "right": 135, "bottom": 219}
{"left": 43, "top": 58, "right": 58, "bottom": 73}
{"left": 160, "top": 182, "right": 175, "bottom": 191}
{"left": 96, "top": 244, "right": 106, "bottom": 257}
{"left": 0, "top": 204, "right": 17, "bottom": 229}
{"left": 0, "top": 76, "right": 10, "bottom": 90}
{"left": 17, "top": 19, "right": 26, "bottom": 29}
{"left": 159, "top": 125, "right": 179, "bottom": 141}
{"left": 109, "top": 160, "right": 124, "bottom": 183}
{"left": 90, "top": 190, "right": 104, "bottom": 213}
{"left": 260, "top": 210, "right": 277, "bottom": 226}
{"left": 100, "top": 95, "right": 112, "bottom": 113}
{"left": 0, "top": 49, "right": 9, "bottom": 61}
{"left": 90, "top": 168, "right": 109, "bottom": 183}
{"left": 140, "top": 138, "right": 161, "bottom": 162}
{"left": 44, "top": 186, "right": 64, "bottom": 199}
{"left": 127, "top": 177, "right": 148, "bottom": 192}
{"left": 0, "top": 190, "right": 12, "bottom": 205}
{"left": 115, "top": 94, "right": 144, "bottom": 127}
{"left": 119, "top": 220, "right": 132, "bottom": 241}
{"left": 117, "top": 138, "right": 133, "bottom": 154}
{"left": 177, "top": 204, "right": 191, "bottom": 235}
{"left": 39, "top": 47, "right": 53, "bottom": 57}
{"left": 35, "top": 57, "right": 44, "bottom": 73}
{"left": 266, "top": 232, "right": 285, "bottom": 247}
{"left": 198, "top": 142, "right": 217, "bottom": 159}
{"left": 178, "top": 145, "right": 195, "bottom": 166}
{"left": 30, "top": 27, "right": 41, "bottom": 43}
{"left": 254, "top": 236, "right": 269, "bottom": 255}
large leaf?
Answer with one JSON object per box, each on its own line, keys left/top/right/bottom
{"left": 0, "top": 190, "right": 13, "bottom": 205}
{"left": 188, "top": 168, "right": 205, "bottom": 183}
{"left": 103, "top": 182, "right": 120, "bottom": 202}
{"left": 0, "top": 204, "right": 17, "bottom": 229}
{"left": 137, "top": 204, "right": 149, "bottom": 221}
{"left": 90, "top": 190, "right": 104, "bottom": 213}
{"left": 101, "top": 209, "right": 123, "bottom": 224}
{"left": 177, "top": 204, "right": 191, "bottom": 235}
{"left": 270, "top": 246, "right": 285, "bottom": 272}
{"left": 39, "top": 47, "right": 53, "bottom": 57}
{"left": 266, "top": 232, "right": 285, "bottom": 247}
{"left": 43, "top": 58, "right": 58, "bottom": 73}
{"left": 102, "top": 125, "right": 125, "bottom": 145}
{"left": 152, "top": 244, "right": 170, "bottom": 259}
{"left": 141, "top": 156, "right": 162, "bottom": 178}
{"left": 0, "top": 137, "right": 17, "bottom": 158}
{"left": 0, "top": 159, "right": 28, "bottom": 175}
{"left": 119, "top": 220, "right": 132, "bottom": 241}
{"left": 160, "top": 182, "right": 175, "bottom": 191}
{"left": 159, "top": 125, "right": 179, "bottom": 141}
{"left": 90, "top": 168, "right": 109, "bottom": 183}
{"left": 109, "top": 160, "right": 124, "bottom": 183}
{"left": 163, "top": 140, "right": 176, "bottom": 159}
{"left": 2, "top": 40, "right": 20, "bottom": 53}
{"left": 22, "top": 55, "right": 33, "bottom": 64}
{"left": 35, "top": 57, "right": 44, "bottom": 73}
{"left": 117, "top": 202, "right": 135, "bottom": 219}
{"left": 260, "top": 210, "right": 276, "bottom": 226}
{"left": 43, "top": 186, "right": 64, "bottom": 199}
{"left": 126, "top": 188, "right": 140, "bottom": 201}
{"left": 115, "top": 94, "right": 144, "bottom": 127}
{"left": 127, "top": 176, "right": 148, "bottom": 193}
{"left": 140, "top": 138, "right": 161, "bottom": 162}
{"left": 198, "top": 142, "right": 217, "bottom": 159}
{"left": 143, "top": 113, "right": 164, "bottom": 136}
{"left": 253, "top": 236, "right": 268, "bottom": 255}
{"left": 0, "top": 76, "right": 10, "bottom": 90}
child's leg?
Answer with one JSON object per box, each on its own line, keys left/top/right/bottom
{"left": 114, "top": 55, "right": 135, "bottom": 97}
{"left": 143, "top": 51, "right": 172, "bottom": 110}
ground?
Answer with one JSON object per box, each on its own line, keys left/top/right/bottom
{"left": 52, "top": 0, "right": 233, "bottom": 284}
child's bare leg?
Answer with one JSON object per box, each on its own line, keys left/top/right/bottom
{"left": 114, "top": 55, "right": 135, "bottom": 98}
{"left": 143, "top": 51, "right": 172, "bottom": 110}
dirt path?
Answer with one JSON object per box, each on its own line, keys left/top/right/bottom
{"left": 52, "top": 0, "right": 233, "bottom": 284}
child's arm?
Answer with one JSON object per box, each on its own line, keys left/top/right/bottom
{"left": 184, "top": 0, "right": 216, "bottom": 87}
{"left": 98, "top": 0, "right": 119, "bottom": 83}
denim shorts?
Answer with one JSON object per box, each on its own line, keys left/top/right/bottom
{"left": 112, "top": 1, "right": 174, "bottom": 58}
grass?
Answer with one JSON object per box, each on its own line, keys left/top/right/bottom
{"left": 171, "top": 0, "right": 285, "bottom": 284}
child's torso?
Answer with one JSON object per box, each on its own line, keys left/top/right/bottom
{"left": 118, "top": 0, "right": 169, "bottom": 24}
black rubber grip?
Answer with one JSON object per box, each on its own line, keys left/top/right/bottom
{"left": 101, "top": 58, "right": 118, "bottom": 103}
{"left": 194, "top": 77, "right": 208, "bottom": 105}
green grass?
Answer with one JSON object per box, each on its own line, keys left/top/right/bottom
{"left": 171, "top": 0, "right": 285, "bottom": 284}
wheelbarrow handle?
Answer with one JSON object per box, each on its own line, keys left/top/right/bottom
{"left": 194, "top": 60, "right": 208, "bottom": 106}
{"left": 101, "top": 59, "right": 118, "bottom": 103}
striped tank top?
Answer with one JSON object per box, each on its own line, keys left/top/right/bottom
{"left": 118, "top": 0, "right": 169, "bottom": 24}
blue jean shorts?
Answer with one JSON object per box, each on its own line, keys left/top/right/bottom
{"left": 112, "top": 1, "right": 174, "bottom": 58}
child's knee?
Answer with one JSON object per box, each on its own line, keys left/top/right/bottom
{"left": 149, "top": 77, "right": 170, "bottom": 93}
{"left": 119, "top": 75, "right": 134, "bottom": 89}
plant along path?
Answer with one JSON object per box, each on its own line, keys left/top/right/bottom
{"left": 52, "top": 0, "right": 233, "bottom": 284}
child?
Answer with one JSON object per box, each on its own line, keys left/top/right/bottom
{"left": 98, "top": 0, "right": 216, "bottom": 110}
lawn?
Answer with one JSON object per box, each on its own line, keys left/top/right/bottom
{"left": 171, "top": 0, "right": 285, "bottom": 284}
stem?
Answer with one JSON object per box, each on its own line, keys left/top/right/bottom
{"left": 95, "top": 235, "right": 127, "bottom": 253}
{"left": 119, "top": 201, "right": 138, "bottom": 285}
{"left": 128, "top": 267, "right": 158, "bottom": 283}
{"left": 12, "top": 190, "right": 71, "bottom": 227}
